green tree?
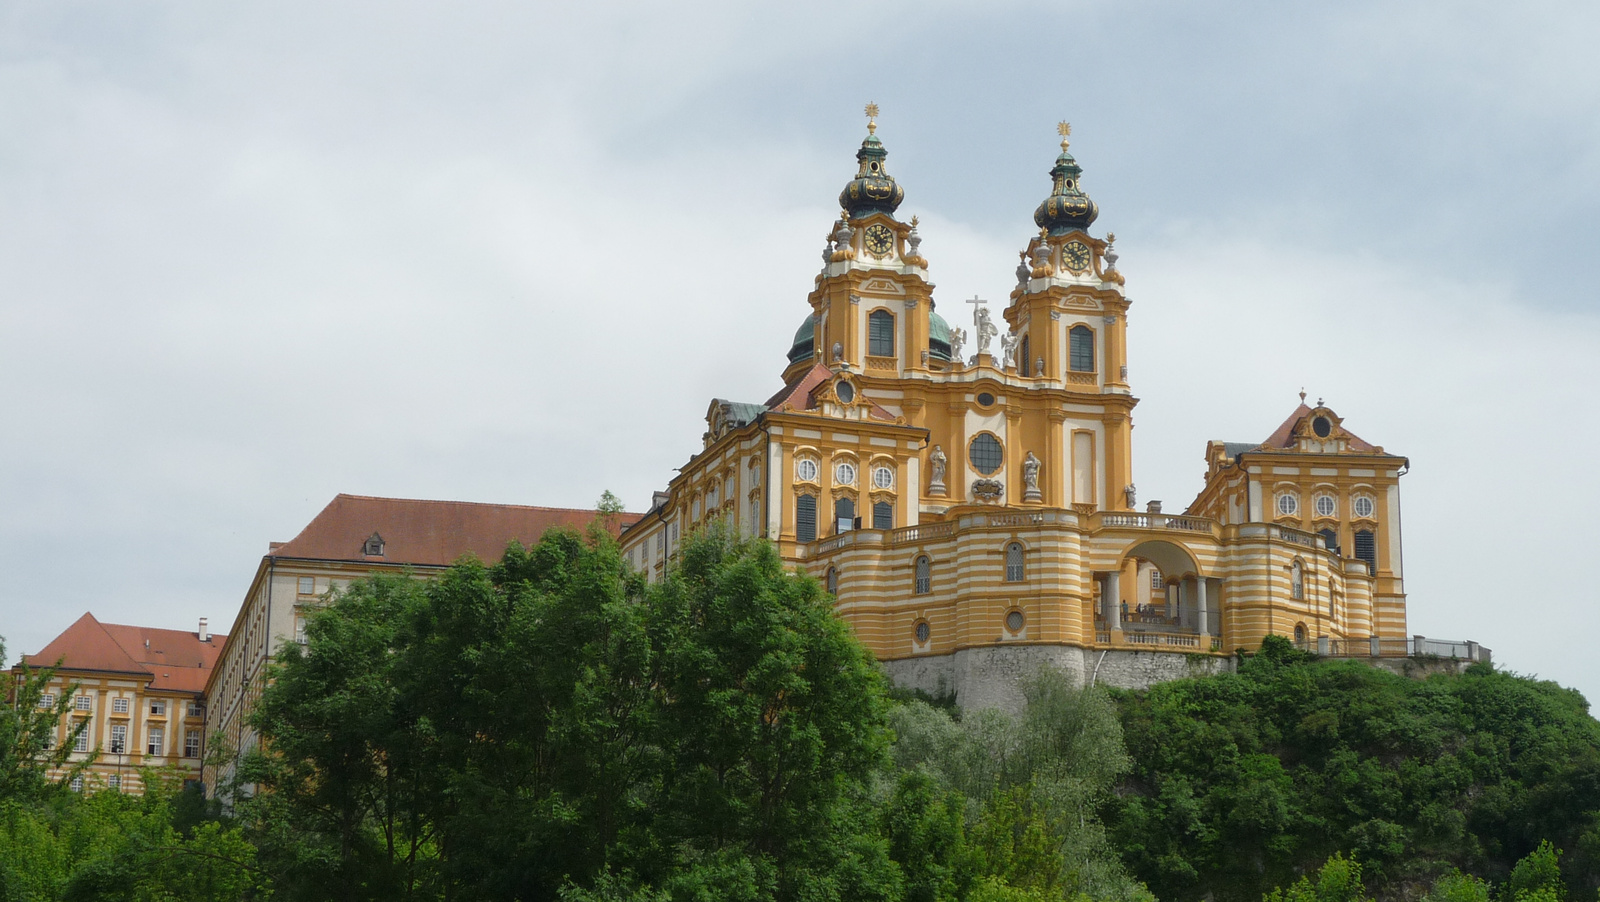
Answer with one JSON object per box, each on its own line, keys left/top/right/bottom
{"left": 1, "top": 638, "right": 90, "bottom": 802}
{"left": 243, "top": 527, "right": 903, "bottom": 902}
{"left": 1107, "top": 636, "right": 1600, "bottom": 901}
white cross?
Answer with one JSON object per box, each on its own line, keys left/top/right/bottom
{"left": 964, "top": 294, "right": 987, "bottom": 318}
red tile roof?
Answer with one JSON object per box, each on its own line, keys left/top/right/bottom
{"left": 1259, "top": 404, "right": 1379, "bottom": 452}
{"left": 763, "top": 362, "right": 897, "bottom": 421}
{"left": 19, "top": 612, "right": 223, "bottom": 695}
{"left": 269, "top": 494, "right": 643, "bottom": 567}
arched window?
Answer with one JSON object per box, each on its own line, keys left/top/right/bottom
{"left": 1069, "top": 325, "right": 1095, "bottom": 372}
{"left": 826, "top": 567, "right": 838, "bottom": 595}
{"left": 834, "top": 496, "right": 856, "bottom": 533}
{"left": 872, "top": 500, "right": 893, "bottom": 530}
{"left": 1291, "top": 559, "right": 1305, "bottom": 600}
{"left": 1354, "top": 529, "right": 1377, "bottom": 573}
{"left": 914, "top": 556, "right": 932, "bottom": 595}
{"left": 1020, "top": 335, "right": 1031, "bottom": 377}
{"left": 869, "top": 310, "right": 895, "bottom": 357}
{"left": 796, "top": 494, "right": 817, "bottom": 543}
{"left": 750, "top": 496, "right": 761, "bottom": 530}
{"left": 1294, "top": 624, "right": 1307, "bottom": 648}
{"left": 1005, "top": 542, "right": 1025, "bottom": 582}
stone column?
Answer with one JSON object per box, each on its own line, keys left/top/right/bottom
{"left": 1104, "top": 570, "right": 1121, "bottom": 632}
{"left": 1196, "top": 576, "right": 1209, "bottom": 638}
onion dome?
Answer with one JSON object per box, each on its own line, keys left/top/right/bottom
{"left": 787, "top": 314, "right": 816, "bottom": 363}
{"left": 929, "top": 311, "right": 953, "bottom": 361}
{"left": 1033, "top": 123, "right": 1099, "bottom": 236}
{"left": 839, "top": 104, "right": 905, "bottom": 219}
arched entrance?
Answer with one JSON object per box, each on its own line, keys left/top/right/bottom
{"left": 1098, "top": 539, "right": 1219, "bottom": 642}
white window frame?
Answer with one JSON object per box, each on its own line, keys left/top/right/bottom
{"left": 1313, "top": 495, "right": 1337, "bottom": 518}
{"left": 149, "top": 699, "right": 167, "bottom": 716}
{"left": 110, "top": 723, "right": 128, "bottom": 755}
{"left": 1352, "top": 495, "right": 1376, "bottom": 519}
{"left": 835, "top": 462, "right": 857, "bottom": 486}
{"left": 112, "top": 697, "right": 129, "bottom": 714}
{"left": 872, "top": 466, "right": 894, "bottom": 490}
{"left": 73, "top": 695, "right": 92, "bottom": 712}
{"left": 147, "top": 726, "right": 164, "bottom": 756}
{"left": 795, "top": 458, "right": 819, "bottom": 482}
{"left": 73, "top": 731, "right": 89, "bottom": 753}
{"left": 185, "top": 729, "right": 201, "bottom": 758}
{"left": 1275, "top": 493, "right": 1299, "bottom": 517}
{"left": 38, "top": 693, "right": 55, "bottom": 710}
{"left": 297, "top": 576, "right": 315, "bottom": 595}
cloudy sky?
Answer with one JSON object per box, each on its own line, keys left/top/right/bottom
{"left": 3, "top": 2, "right": 1598, "bottom": 697}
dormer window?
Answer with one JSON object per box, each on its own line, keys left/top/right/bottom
{"left": 1312, "top": 416, "right": 1332, "bottom": 438}
{"left": 363, "top": 533, "right": 385, "bottom": 556}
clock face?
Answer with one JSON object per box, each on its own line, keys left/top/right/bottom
{"left": 1062, "top": 240, "right": 1092, "bottom": 273}
{"left": 864, "top": 224, "right": 894, "bottom": 258}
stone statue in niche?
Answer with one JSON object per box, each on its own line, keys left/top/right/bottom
{"left": 948, "top": 326, "right": 967, "bottom": 363}
{"left": 1124, "top": 483, "right": 1137, "bottom": 509}
{"left": 1022, "top": 452, "right": 1042, "bottom": 502}
{"left": 1035, "top": 357, "right": 1045, "bottom": 378}
{"left": 928, "top": 445, "right": 948, "bottom": 495}
{"left": 999, "top": 331, "right": 1018, "bottom": 370}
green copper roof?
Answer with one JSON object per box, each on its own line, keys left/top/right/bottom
{"left": 787, "top": 314, "right": 816, "bottom": 363}
{"left": 929, "top": 312, "right": 952, "bottom": 361}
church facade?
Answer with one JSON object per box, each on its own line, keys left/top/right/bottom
{"left": 616, "top": 113, "right": 1466, "bottom": 710}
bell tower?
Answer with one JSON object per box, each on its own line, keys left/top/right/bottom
{"left": 1002, "top": 123, "right": 1136, "bottom": 509}
{"left": 792, "top": 105, "right": 936, "bottom": 382}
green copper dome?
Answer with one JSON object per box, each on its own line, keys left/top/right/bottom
{"left": 1033, "top": 139, "right": 1099, "bottom": 236}
{"left": 839, "top": 129, "right": 905, "bottom": 219}
{"left": 787, "top": 314, "right": 816, "bottom": 363}
{"left": 929, "top": 311, "right": 953, "bottom": 361}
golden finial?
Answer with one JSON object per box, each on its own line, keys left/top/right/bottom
{"left": 1107, "top": 232, "right": 1116, "bottom": 245}
{"left": 864, "top": 102, "right": 879, "bottom": 134}
{"left": 1057, "top": 120, "right": 1071, "bottom": 150}
{"left": 910, "top": 215, "right": 919, "bottom": 229}
{"left": 1299, "top": 388, "right": 1307, "bottom": 403}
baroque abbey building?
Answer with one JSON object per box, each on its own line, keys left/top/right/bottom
{"left": 614, "top": 113, "right": 1482, "bottom": 709}
{"left": 19, "top": 113, "right": 1489, "bottom": 797}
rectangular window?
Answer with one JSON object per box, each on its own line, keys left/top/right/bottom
{"left": 70, "top": 776, "right": 83, "bottom": 792}
{"left": 73, "top": 731, "right": 89, "bottom": 753}
{"left": 294, "top": 616, "right": 307, "bottom": 645}
{"left": 185, "top": 729, "right": 201, "bottom": 758}
{"left": 796, "top": 495, "right": 818, "bottom": 543}
{"left": 38, "top": 693, "right": 55, "bottom": 710}
{"left": 186, "top": 701, "right": 203, "bottom": 718}
{"left": 872, "top": 500, "right": 893, "bottom": 531}
{"left": 147, "top": 727, "right": 164, "bottom": 756}
{"left": 149, "top": 699, "right": 167, "bottom": 716}
{"left": 1354, "top": 530, "right": 1377, "bottom": 573}
{"left": 868, "top": 310, "right": 895, "bottom": 357}
{"left": 74, "top": 695, "right": 92, "bottom": 712}
{"left": 112, "top": 697, "right": 129, "bottom": 714}
{"left": 108, "top": 774, "right": 121, "bottom": 791}
{"left": 42, "top": 731, "right": 55, "bottom": 751}
{"left": 110, "top": 723, "right": 128, "bottom": 755}
{"left": 1069, "top": 325, "right": 1095, "bottom": 372}
{"left": 656, "top": 533, "right": 664, "bottom": 553}
{"left": 297, "top": 576, "right": 315, "bottom": 595}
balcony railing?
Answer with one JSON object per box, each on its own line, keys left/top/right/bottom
{"left": 887, "top": 521, "right": 958, "bottom": 545}
{"left": 1098, "top": 512, "right": 1214, "bottom": 532}
{"left": 1312, "top": 636, "right": 1491, "bottom": 663}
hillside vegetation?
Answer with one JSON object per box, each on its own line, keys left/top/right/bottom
{"left": 1106, "top": 638, "right": 1600, "bottom": 902}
